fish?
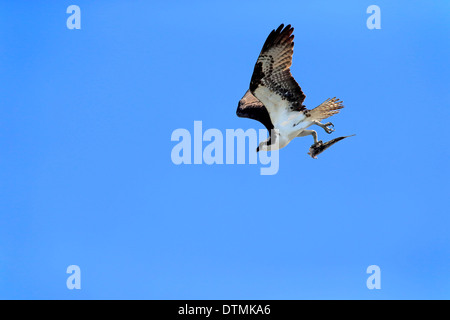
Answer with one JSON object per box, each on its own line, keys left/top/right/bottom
{"left": 308, "top": 135, "right": 356, "bottom": 159}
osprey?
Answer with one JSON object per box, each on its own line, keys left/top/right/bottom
{"left": 237, "top": 24, "right": 348, "bottom": 155}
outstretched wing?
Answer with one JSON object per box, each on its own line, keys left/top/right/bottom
{"left": 249, "top": 24, "right": 306, "bottom": 124}
{"left": 236, "top": 90, "right": 274, "bottom": 133}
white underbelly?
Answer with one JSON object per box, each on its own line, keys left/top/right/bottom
{"left": 274, "top": 112, "right": 314, "bottom": 149}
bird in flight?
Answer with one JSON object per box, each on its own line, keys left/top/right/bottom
{"left": 237, "top": 24, "right": 351, "bottom": 157}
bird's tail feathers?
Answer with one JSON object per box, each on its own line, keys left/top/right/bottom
{"left": 309, "top": 97, "right": 344, "bottom": 120}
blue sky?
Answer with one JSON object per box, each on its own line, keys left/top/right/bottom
{"left": 0, "top": 0, "right": 449, "bottom": 299}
